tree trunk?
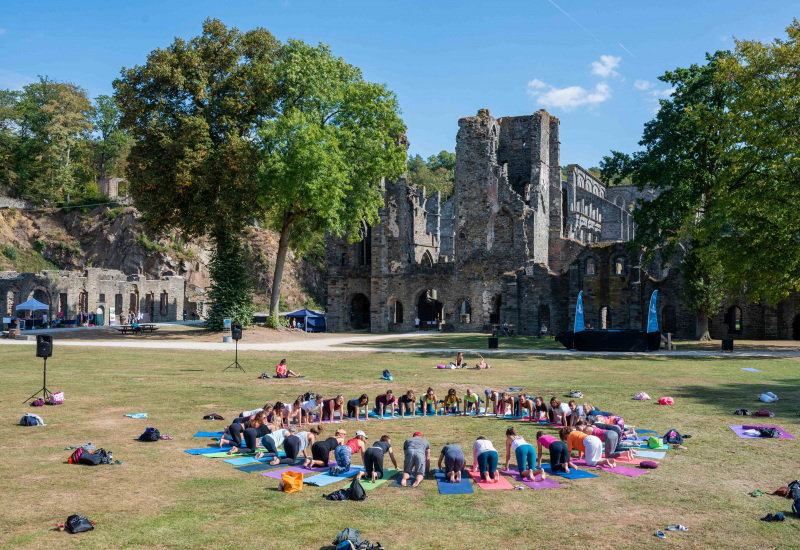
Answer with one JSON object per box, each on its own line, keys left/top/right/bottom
{"left": 696, "top": 312, "right": 711, "bottom": 341}
{"left": 269, "top": 215, "right": 294, "bottom": 321}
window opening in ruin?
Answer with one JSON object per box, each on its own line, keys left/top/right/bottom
{"left": 115, "top": 294, "right": 123, "bottom": 318}
{"left": 662, "top": 304, "right": 677, "bottom": 334}
{"left": 561, "top": 189, "right": 569, "bottom": 236}
{"left": 59, "top": 293, "right": 68, "bottom": 316}
{"left": 98, "top": 293, "right": 105, "bottom": 303}
{"left": 600, "top": 306, "right": 611, "bottom": 329}
{"left": 160, "top": 291, "right": 168, "bottom": 316}
{"left": 356, "top": 223, "right": 372, "bottom": 267}
{"left": 129, "top": 287, "right": 139, "bottom": 314}
{"left": 7, "top": 288, "right": 21, "bottom": 316}
{"left": 421, "top": 250, "right": 433, "bottom": 267}
{"left": 792, "top": 314, "right": 800, "bottom": 340}
{"left": 727, "top": 306, "right": 742, "bottom": 334}
{"left": 614, "top": 258, "right": 625, "bottom": 275}
{"left": 417, "top": 289, "right": 443, "bottom": 329}
{"left": 586, "top": 258, "right": 596, "bottom": 276}
{"left": 393, "top": 300, "right": 404, "bottom": 324}
{"left": 146, "top": 292, "right": 155, "bottom": 321}
{"left": 460, "top": 300, "right": 471, "bottom": 323}
{"left": 490, "top": 294, "right": 502, "bottom": 325}
{"left": 31, "top": 289, "right": 49, "bottom": 320}
{"left": 538, "top": 305, "right": 550, "bottom": 332}
{"left": 350, "top": 293, "right": 371, "bottom": 330}
{"left": 78, "top": 291, "right": 88, "bottom": 315}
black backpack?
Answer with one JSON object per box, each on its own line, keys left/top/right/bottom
{"left": 138, "top": 428, "right": 160, "bottom": 442}
{"left": 349, "top": 476, "right": 367, "bottom": 501}
{"left": 79, "top": 448, "right": 112, "bottom": 466}
{"left": 758, "top": 427, "right": 780, "bottom": 438}
{"left": 323, "top": 488, "right": 350, "bottom": 501}
{"left": 303, "top": 391, "right": 315, "bottom": 402}
{"left": 787, "top": 480, "right": 800, "bottom": 501}
{"left": 65, "top": 515, "right": 94, "bottom": 533}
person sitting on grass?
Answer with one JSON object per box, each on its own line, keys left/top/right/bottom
{"left": 332, "top": 431, "right": 368, "bottom": 475}
{"left": 228, "top": 411, "right": 272, "bottom": 455}
{"left": 275, "top": 358, "right": 301, "bottom": 378}
{"left": 400, "top": 431, "right": 430, "bottom": 487}
{"left": 559, "top": 426, "right": 616, "bottom": 468}
{"left": 301, "top": 394, "right": 325, "bottom": 424}
{"left": 455, "top": 352, "right": 465, "bottom": 368}
{"left": 398, "top": 390, "right": 417, "bottom": 418}
{"left": 420, "top": 388, "right": 439, "bottom": 417}
{"left": 504, "top": 426, "right": 546, "bottom": 482}
{"left": 321, "top": 394, "right": 345, "bottom": 422}
{"left": 347, "top": 394, "right": 369, "bottom": 421}
{"left": 374, "top": 390, "right": 398, "bottom": 419}
{"left": 269, "top": 425, "right": 322, "bottom": 465}
{"left": 304, "top": 428, "right": 346, "bottom": 468}
{"left": 471, "top": 353, "right": 491, "bottom": 369}
{"left": 550, "top": 397, "right": 573, "bottom": 426}
{"left": 462, "top": 389, "right": 481, "bottom": 415}
{"left": 360, "top": 435, "right": 398, "bottom": 482}
{"left": 577, "top": 420, "right": 633, "bottom": 461}
{"left": 255, "top": 425, "right": 297, "bottom": 460}
{"left": 438, "top": 442, "right": 466, "bottom": 483}
{"left": 536, "top": 430, "right": 574, "bottom": 474}
{"left": 472, "top": 436, "right": 500, "bottom": 483}
{"left": 443, "top": 388, "right": 461, "bottom": 414}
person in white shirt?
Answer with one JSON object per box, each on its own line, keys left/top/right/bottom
{"left": 472, "top": 436, "right": 500, "bottom": 483}
{"left": 301, "top": 394, "right": 325, "bottom": 424}
{"left": 550, "top": 397, "right": 573, "bottom": 426}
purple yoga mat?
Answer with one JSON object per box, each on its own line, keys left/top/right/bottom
{"left": 729, "top": 425, "right": 796, "bottom": 440}
{"left": 503, "top": 469, "right": 562, "bottom": 489}
{"left": 260, "top": 463, "right": 332, "bottom": 480}
{"left": 574, "top": 460, "right": 649, "bottom": 477}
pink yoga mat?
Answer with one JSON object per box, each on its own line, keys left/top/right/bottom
{"left": 467, "top": 468, "right": 514, "bottom": 490}
{"left": 574, "top": 460, "right": 648, "bottom": 477}
{"left": 260, "top": 463, "right": 332, "bottom": 480}
{"left": 503, "top": 469, "right": 562, "bottom": 489}
{"left": 729, "top": 425, "right": 796, "bottom": 440}
{"left": 614, "top": 457, "right": 646, "bottom": 465}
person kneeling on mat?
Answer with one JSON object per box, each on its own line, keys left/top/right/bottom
{"left": 269, "top": 426, "right": 322, "bottom": 465}
{"left": 535, "top": 430, "right": 574, "bottom": 474}
{"left": 255, "top": 425, "right": 297, "bottom": 460}
{"left": 560, "top": 426, "right": 616, "bottom": 468}
{"left": 472, "top": 436, "right": 500, "bottom": 483}
{"left": 400, "top": 431, "right": 430, "bottom": 487}
{"left": 360, "top": 435, "right": 398, "bottom": 482}
{"left": 331, "top": 430, "right": 367, "bottom": 475}
{"left": 504, "top": 427, "right": 546, "bottom": 482}
{"left": 304, "top": 428, "right": 346, "bottom": 468}
{"left": 438, "top": 442, "right": 466, "bottom": 483}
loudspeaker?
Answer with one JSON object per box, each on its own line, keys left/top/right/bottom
{"left": 36, "top": 334, "right": 53, "bottom": 358}
{"left": 231, "top": 323, "right": 242, "bottom": 341}
{"left": 488, "top": 336, "right": 499, "bottom": 350}
{"left": 721, "top": 338, "right": 734, "bottom": 351}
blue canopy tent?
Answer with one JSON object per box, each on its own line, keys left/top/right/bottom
{"left": 284, "top": 309, "right": 327, "bottom": 332}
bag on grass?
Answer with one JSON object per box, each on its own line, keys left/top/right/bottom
{"left": 48, "top": 391, "right": 65, "bottom": 405}
{"left": 633, "top": 392, "right": 650, "bottom": 400}
{"left": 138, "top": 428, "right": 160, "bottom": 442}
{"left": 282, "top": 471, "right": 303, "bottom": 493}
{"left": 68, "top": 448, "right": 84, "bottom": 464}
{"left": 349, "top": 476, "right": 367, "bottom": 501}
{"left": 663, "top": 429, "right": 683, "bottom": 445}
{"left": 754, "top": 410, "right": 774, "bottom": 417}
{"left": 20, "top": 414, "right": 44, "bottom": 426}
{"left": 65, "top": 514, "right": 94, "bottom": 533}
{"left": 324, "top": 488, "right": 350, "bottom": 501}
{"left": 658, "top": 397, "right": 674, "bottom": 405}
{"left": 78, "top": 448, "right": 112, "bottom": 466}
{"left": 757, "top": 427, "right": 780, "bottom": 438}
{"left": 734, "top": 409, "right": 751, "bottom": 416}
{"left": 31, "top": 398, "right": 45, "bottom": 407}
{"left": 787, "top": 480, "right": 800, "bottom": 500}
{"left": 759, "top": 392, "right": 778, "bottom": 403}
{"left": 648, "top": 436, "right": 663, "bottom": 449}
{"left": 334, "top": 528, "right": 364, "bottom": 546}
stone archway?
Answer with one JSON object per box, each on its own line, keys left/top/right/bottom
{"left": 417, "top": 289, "right": 443, "bottom": 330}
{"left": 350, "top": 293, "right": 370, "bottom": 330}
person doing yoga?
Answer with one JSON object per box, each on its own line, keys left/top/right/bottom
{"left": 398, "top": 390, "right": 417, "bottom": 418}
{"left": 438, "top": 443, "right": 466, "bottom": 483}
{"left": 472, "top": 436, "right": 500, "bottom": 483}
{"left": 347, "top": 394, "right": 369, "bottom": 421}
{"left": 577, "top": 420, "right": 633, "bottom": 461}
{"left": 532, "top": 396, "right": 555, "bottom": 423}
{"left": 275, "top": 358, "right": 301, "bottom": 378}
{"left": 400, "top": 431, "right": 430, "bottom": 487}
{"left": 269, "top": 425, "right": 322, "bottom": 465}
{"left": 472, "top": 353, "right": 491, "bottom": 369}
{"left": 283, "top": 395, "right": 305, "bottom": 425}
{"left": 483, "top": 389, "right": 500, "bottom": 416}
{"left": 560, "top": 426, "right": 616, "bottom": 468}
{"left": 518, "top": 394, "right": 535, "bottom": 419}
{"left": 360, "top": 435, "right": 398, "bottom": 482}
{"left": 255, "top": 426, "right": 297, "bottom": 460}
{"left": 420, "top": 388, "right": 438, "bottom": 417}
{"left": 550, "top": 397, "right": 573, "bottom": 426}
{"left": 455, "top": 352, "right": 465, "bottom": 368}
{"left": 321, "top": 395, "right": 344, "bottom": 422}
{"left": 331, "top": 430, "right": 368, "bottom": 475}
{"left": 504, "top": 426, "right": 546, "bottom": 481}
{"left": 463, "top": 389, "right": 481, "bottom": 415}
{"left": 535, "top": 430, "right": 574, "bottom": 473}
{"left": 303, "top": 428, "right": 346, "bottom": 468}
{"left": 374, "top": 390, "right": 398, "bottom": 419}
{"left": 443, "top": 388, "right": 461, "bottom": 414}
{"left": 301, "top": 394, "right": 325, "bottom": 424}
{"left": 227, "top": 411, "right": 272, "bottom": 455}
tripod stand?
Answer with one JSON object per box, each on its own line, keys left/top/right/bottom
{"left": 23, "top": 357, "right": 53, "bottom": 403}
{"left": 223, "top": 339, "right": 245, "bottom": 372}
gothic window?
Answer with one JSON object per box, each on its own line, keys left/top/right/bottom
{"left": 614, "top": 257, "right": 625, "bottom": 275}
{"left": 421, "top": 250, "right": 433, "bottom": 267}
{"left": 160, "top": 291, "right": 168, "bottom": 315}
{"left": 727, "top": 306, "right": 743, "bottom": 334}
{"left": 393, "top": 300, "right": 404, "bottom": 324}
{"left": 459, "top": 300, "right": 472, "bottom": 323}
{"left": 586, "top": 258, "right": 596, "bottom": 276}
{"left": 356, "top": 223, "right": 372, "bottom": 267}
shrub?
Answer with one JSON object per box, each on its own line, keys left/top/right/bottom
{"left": 2, "top": 245, "right": 18, "bottom": 260}
{"left": 33, "top": 239, "right": 46, "bottom": 253}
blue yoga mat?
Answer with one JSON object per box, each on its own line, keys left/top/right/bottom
{"left": 304, "top": 466, "right": 364, "bottom": 486}
{"left": 193, "top": 431, "right": 225, "bottom": 438}
{"left": 224, "top": 452, "right": 286, "bottom": 465}
{"left": 184, "top": 446, "right": 235, "bottom": 455}
{"left": 636, "top": 429, "right": 657, "bottom": 434}
{"left": 541, "top": 464, "right": 599, "bottom": 479}
{"left": 235, "top": 459, "right": 303, "bottom": 473}
{"left": 633, "top": 450, "right": 666, "bottom": 459}
{"left": 434, "top": 469, "right": 473, "bottom": 494}
{"left": 368, "top": 412, "right": 400, "bottom": 419}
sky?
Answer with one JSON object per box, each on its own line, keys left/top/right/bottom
{"left": 0, "top": 0, "right": 796, "bottom": 169}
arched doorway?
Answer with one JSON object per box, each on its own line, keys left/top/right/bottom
{"left": 391, "top": 299, "right": 403, "bottom": 324}
{"left": 538, "top": 305, "right": 550, "bottom": 333}
{"left": 129, "top": 285, "right": 139, "bottom": 316}
{"left": 417, "top": 290, "right": 442, "bottom": 330}
{"left": 350, "top": 294, "right": 370, "bottom": 330}
{"left": 727, "top": 305, "right": 742, "bottom": 334}
{"left": 31, "top": 288, "right": 50, "bottom": 320}
{"left": 792, "top": 314, "right": 800, "bottom": 340}
{"left": 459, "top": 300, "right": 472, "bottom": 324}
{"left": 490, "top": 294, "right": 502, "bottom": 324}
{"left": 145, "top": 292, "right": 155, "bottom": 322}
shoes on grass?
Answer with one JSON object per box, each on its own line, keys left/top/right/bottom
{"left": 654, "top": 531, "right": 666, "bottom": 539}
{"left": 760, "top": 513, "right": 785, "bottom": 522}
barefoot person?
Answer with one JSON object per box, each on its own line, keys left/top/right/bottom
{"left": 455, "top": 352, "right": 465, "bottom": 368}
{"left": 472, "top": 353, "right": 491, "bottom": 369}
{"left": 560, "top": 426, "right": 616, "bottom": 468}
{"left": 303, "top": 428, "right": 346, "bottom": 468}
{"left": 420, "top": 388, "right": 439, "bottom": 417}
{"left": 443, "top": 388, "right": 461, "bottom": 414}
{"left": 374, "top": 390, "right": 398, "bottom": 419}
{"left": 331, "top": 431, "right": 368, "bottom": 474}
{"left": 398, "top": 390, "right": 417, "bottom": 418}
{"left": 227, "top": 411, "right": 271, "bottom": 455}
{"left": 301, "top": 394, "right": 325, "bottom": 424}
{"left": 347, "top": 394, "right": 369, "bottom": 421}
{"left": 361, "top": 435, "right": 398, "bottom": 482}
{"left": 255, "top": 426, "right": 297, "bottom": 461}
{"left": 536, "top": 430, "right": 574, "bottom": 474}
{"left": 578, "top": 421, "right": 633, "bottom": 461}
{"left": 504, "top": 427, "right": 546, "bottom": 482}
{"left": 438, "top": 443, "right": 466, "bottom": 483}
{"left": 400, "top": 431, "right": 430, "bottom": 487}
{"left": 483, "top": 389, "right": 500, "bottom": 417}
{"left": 472, "top": 436, "right": 500, "bottom": 483}
{"left": 321, "top": 395, "right": 345, "bottom": 422}
{"left": 462, "top": 389, "right": 481, "bottom": 415}
{"left": 269, "top": 426, "right": 322, "bottom": 465}
{"left": 275, "top": 358, "right": 301, "bottom": 378}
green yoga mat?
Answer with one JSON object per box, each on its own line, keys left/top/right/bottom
{"left": 361, "top": 469, "right": 400, "bottom": 491}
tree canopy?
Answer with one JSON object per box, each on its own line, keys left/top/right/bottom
{"left": 407, "top": 150, "right": 455, "bottom": 200}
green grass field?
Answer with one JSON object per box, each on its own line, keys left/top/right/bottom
{"left": 2, "top": 344, "right": 799, "bottom": 549}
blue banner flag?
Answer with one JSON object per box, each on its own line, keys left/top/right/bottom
{"left": 574, "top": 291, "right": 585, "bottom": 333}
{"left": 646, "top": 290, "right": 659, "bottom": 333}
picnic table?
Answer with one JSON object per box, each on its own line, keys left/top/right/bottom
{"left": 116, "top": 323, "right": 159, "bottom": 335}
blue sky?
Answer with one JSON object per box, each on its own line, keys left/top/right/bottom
{"left": 0, "top": 1, "right": 795, "bottom": 169}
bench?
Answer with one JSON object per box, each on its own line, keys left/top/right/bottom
{"left": 116, "top": 324, "right": 159, "bottom": 335}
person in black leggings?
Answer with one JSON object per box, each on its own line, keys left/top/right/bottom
{"left": 361, "top": 435, "right": 398, "bottom": 482}
{"left": 347, "top": 394, "right": 369, "bottom": 420}
{"left": 228, "top": 411, "right": 271, "bottom": 455}
{"left": 398, "top": 390, "right": 416, "bottom": 418}
{"left": 304, "top": 428, "right": 346, "bottom": 468}
{"left": 535, "top": 430, "right": 573, "bottom": 473}
{"left": 270, "top": 426, "right": 322, "bottom": 465}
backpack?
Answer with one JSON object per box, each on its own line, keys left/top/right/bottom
{"left": 68, "top": 447, "right": 85, "bottom": 464}
{"left": 381, "top": 369, "right": 393, "bottom": 381}
{"left": 663, "top": 429, "right": 683, "bottom": 445}
{"left": 787, "top": 480, "right": 800, "bottom": 501}
{"left": 31, "top": 398, "right": 45, "bottom": 407}
{"left": 65, "top": 514, "right": 94, "bottom": 534}
{"left": 20, "top": 414, "right": 44, "bottom": 426}
{"left": 349, "top": 476, "right": 367, "bottom": 501}
{"left": 333, "top": 528, "right": 364, "bottom": 546}
{"left": 303, "top": 392, "right": 315, "bottom": 402}
{"left": 79, "top": 449, "right": 112, "bottom": 466}
{"left": 323, "top": 488, "right": 350, "bottom": 501}
{"left": 138, "top": 428, "right": 160, "bottom": 442}
{"left": 757, "top": 427, "right": 780, "bottom": 438}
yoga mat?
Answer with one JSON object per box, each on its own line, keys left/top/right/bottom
{"left": 541, "top": 464, "right": 599, "bottom": 479}
{"left": 434, "top": 469, "right": 474, "bottom": 494}
{"left": 574, "top": 460, "right": 648, "bottom": 477}
{"left": 235, "top": 460, "right": 302, "bottom": 473}
{"left": 614, "top": 456, "right": 646, "bottom": 465}
{"left": 223, "top": 452, "right": 285, "bottom": 465}
{"left": 362, "top": 469, "right": 400, "bottom": 491}
{"left": 203, "top": 451, "right": 258, "bottom": 458}
{"left": 636, "top": 429, "right": 658, "bottom": 434}
{"left": 729, "top": 425, "right": 796, "bottom": 440}
{"left": 467, "top": 469, "right": 514, "bottom": 490}
{"left": 304, "top": 466, "right": 364, "bottom": 486}
{"left": 633, "top": 450, "right": 666, "bottom": 459}
{"left": 389, "top": 471, "right": 427, "bottom": 488}
{"left": 368, "top": 412, "right": 400, "bottom": 420}
{"left": 504, "top": 469, "right": 562, "bottom": 490}
{"left": 261, "top": 463, "right": 331, "bottom": 479}
{"left": 741, "top": 368, "right": 762, "bottom": 372}
{"left": 193, "top": 431, "right": 224, "bottom": 438}
{"left": 184, "top": 447, "right": 236, "bottom": 455}
{"left": 632, "top": 443, "right": 669, "bottom": 450}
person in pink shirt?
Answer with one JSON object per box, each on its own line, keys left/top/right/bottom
{"left": 535, "top": 430, "right": 574, "bottom": 473}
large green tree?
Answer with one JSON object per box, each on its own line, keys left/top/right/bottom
{"left": 257, "top": 40, "right": 407, "bottom": 322}
{"left": 113, "top": 19, "right": 281, "bottom": 329}
{"left": 90, "top": 94, "right": 128, "bottom": 180}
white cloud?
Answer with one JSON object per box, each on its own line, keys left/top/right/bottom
{"left": 590, "top": 55, "right": 621, "bottom": 78}
{"left": 634, "top": 79, "right": 652, "bottom": 91}
{"left": 527, "top": 80, "right": 612, "bottom": 110}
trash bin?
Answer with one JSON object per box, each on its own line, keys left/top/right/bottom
{"left": 488, "top": 336, "right": 499, "bottom": 350}
{"left": 721, "top": 338, "right": 734, "bottom": 351}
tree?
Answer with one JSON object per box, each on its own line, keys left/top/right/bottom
{"left": 406, "top": 150, "right": 455, "bottom": 200}
{"left": 113, "top": 19, "right": 282, "bottom": 329}
{"left": 90, "top": 95, "right": 128, "bottom": 180}
{"left": 257, "top": 40, "right": 406, "bottom": 323}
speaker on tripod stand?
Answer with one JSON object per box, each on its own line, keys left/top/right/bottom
{"left": 223, "top": 323, "right": 245, "bottom": 372}
{"left": 24, "top": 335, "right": 53, "bottom": 403}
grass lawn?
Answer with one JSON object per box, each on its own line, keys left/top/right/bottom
{"left": 339, "top": 332, "right": 562, "bottom": 350}
{"left": 2, "top": 344, "right": 799, "bottom": 549}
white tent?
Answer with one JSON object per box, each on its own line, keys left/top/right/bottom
{"left": 15, "top": 298, "right": 50, "bottom": 312}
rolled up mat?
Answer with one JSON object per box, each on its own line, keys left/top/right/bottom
{"left": 434, "top": 469, "right": 474, "bottom": 494}
{"left": 467, "top": 468, "right": 514, "bottom": 490}
{"left": 261, "top": 463, "right": 332, "bottom": 479}
{"left": 362, "top": 469, "right": 400, "bottom": 491}
{"left": 573, "top": 460, "right": 649, "bottom": 477}
{"left": 503, "top": 469, "right": 562, "bottom": 489}
{"left": 541, "top": 464, "right": 598, "bottom": 479}
{"left": 389, "top": 471, "right": 428, "bottom": 488}
{"left": 304, "top": 466, "right": 364, "bottom": 486}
